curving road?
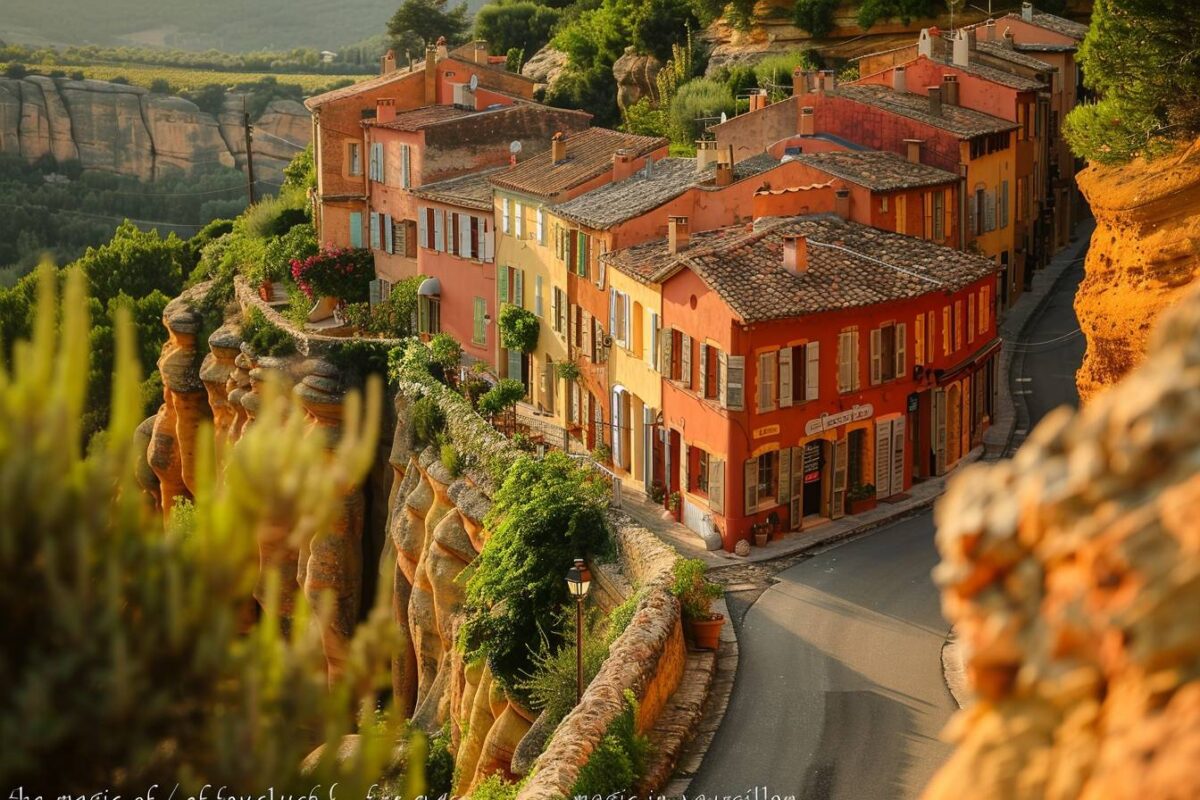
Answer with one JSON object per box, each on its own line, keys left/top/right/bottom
{"left": 689, "top": 246, "right": 1089, "bottom": 799}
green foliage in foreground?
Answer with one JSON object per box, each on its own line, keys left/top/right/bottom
{"left": 0, "top": 266, "right": 414, "bottom": 793}
{"left": 1066, "top": 0, "right": 1200, "bottom": 164}
{"left": 460, "top": 452, "right": 612, "bottom": 699}
{"left": 570, "top": 690, "right": 650, "bottom": 795}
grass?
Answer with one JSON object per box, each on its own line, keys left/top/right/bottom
{"left": 2, "top": 61, "right": 368, "bottom": 94}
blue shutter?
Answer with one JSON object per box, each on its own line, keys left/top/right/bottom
{"left": 384, "top": 214, "right": 394, "bottom": 253}
{"left": 369, "top": 212, "right": 381, "bottom": 250}
{"left": 349, "top": 212, "right": 363, "bottom": 248}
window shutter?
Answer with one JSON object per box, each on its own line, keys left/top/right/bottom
{"left": 870, "top": 327, "right": 882, "bottom": 385}
{"left": 838, "top": 332, "right": 851, "bottom": 393}
{"left": 726, "top": 355, "right": 745, "bottom": 410}
{"left": 349, "top": 211, "right": 363, "bottom": 248}
{"left": 502, "top": 198, "right": 510, "bottom": 234}
{"left": 896, "top": 322, "right": 906, "bottom": 378}
{"left": 709, "top": 459, "right": 724, "bottom": 514}
{"left": 718, "top": 350, "right": 729, "bottom": 406}
{"left": 779, "top": 346, "right": 793, "bottom": 407}
{"left": 499, "top": 267, "right": 509, "bottom": 304}
{"left": 891, "top": 415, "right": 906, "bottom": 495}
{"left": 536, "top": 208, "right": 545, "bottom": 244}
{"left": 661, "top": 327, "right": 673, "bottom": 380}
{"left": 384, "top": 214, "right": 394, "bottom": 253}
{"left": 757, "top": 351, "right": 775, "bottom": 412}
{"left": 805, "top": 341, "right": 819, "bottom": 401}
{"left": 934, "top": 389, "right": 947, "bottom": 475}
{"left": 608, "top": 288, "right": 617, "bottom": 339}
{"left": 377, "top": 142, "right": 385, "bottom": 181}
{"left": 681, "top": 442, "right": 689, "bottom": 493}
{"left": 985, "top": 190, "right": 996, "bottom": 232}
{"left": 418, "top": 209, "right": 428, "bottom": 249}
{"left": 514, "top": 269, "right": 524, "bottom": 308}
{"left": 954, "top": 300, "right": 963, "bottom": 351}
{"left": 699, "top": 343, "right": 708, "bottom": 397}
{"left": 570, "top": 382, "right": 580, "bottom": 424}
{"left": 744, "top": 458, "right": 758, "bottom": 514}
{"left": 876, "top": 419, "right": 893, "bottom": 498}
{"left": 999, "top": 181, "right": 1009, "bottom": 229}
{"left": 401, "top": 144, "right": 410, "bottom": 188}
{"left": 535, "top": 275, "right": 543, "bottom": 317}
{"left": 967, "top": 194, "right": 976, "bottom": 237}
{"left": 433, "top": 209, "right": 444, "bottom": 251}
{"left": 680, "top": 334, "right": 692, "bottom": 387}
{"left": 551, "top": 286, "right": 560, "bottom": 333}
{"left": 459, "top": 214, "right": 471, "bottom": 257}
{"left": 473, "top": 297, "right": 485, "bottom": 344}
{"left": 369, "top": 212, "right": 380, "bottom": 250}
{"left": 914, "top": 315, "right": 924, "bottom": 367}
{"left": 514, "top": 202, "right": 524, "bottom": 238}
{"left": 649, "top": 313, "right": 660, "bottom": 371}
{"left": 483, "top": 227, "right": 495, "bottom": 261}
{"left": 851, "top": 330, "right": 860, "bottom": 390}
{"left": 778, "top": 447, "right": 792, "bottom": 504}
{"left": 596, "top": 248, "right": 607, "bottom": 288}
{"left": 554, "top": 224, "right": 563, "bottom": 259}
{"left": 831, "top": 438, "right": 848, "bottom": 520}
{"left": 943, "top": 306, "right": 951, "bottom": 355}
{"left": 568, "top": 303, "right": 576, "bottom": 350}
{"left": 583, "top": 310, "right": 593, "bottom": 360}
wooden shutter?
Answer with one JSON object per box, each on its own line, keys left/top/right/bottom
{"left": 570, "top": 381, "right": 580, "bottom": 424}
{"left": 502, "top": 198, "right": 510, "bottom": 234}
{"left": 349, "top": 211, "right": 362, "bottom": 248}
{"left": 717, "top": 350, "right": 728, "bottom": 406}
{"left": 534, "top": 275, "right": 543, "bottom": 317}
{"left": 514, "top": 269, "right": 524, "bottom": 308}
{"left": 968, "top": 295, "right": 976, "bottom": 344}
{"left": 433, "top": 209, "right": 444, "bottom": 251}
{"left": 384, "top": 214, "right": 394, "bottom": 253}
{"left": 779, "top": 346, "right": 793, "bottom": 407}
{"left": 934, "top": 389, "right": 947, "bottom": 476}
{"left": 483, "top": 227, "right": 495, "bottom": 261}
{"left": 459, "top": 214, "right": 471, "bottom": 257}
{"left": 967, "top": 192, "right": 977, "bottom": 237}
{"left": 744, "top": 458, "right": 758, "bottom": 513}
{"left": 597, "top": 247, "right": 607, "bottom": 288}
{"left": 680, "top": 334, "right": 692, "bottom": 387}
{"left": 473, "top": 297, "right": 485, "bottom": 344}
{"left": 838, "top": 332, "right": 851, "bottom": 393}
{"left": 536, "top": 208, "right": 545, "bottom": 244}
{"left": 831, "top": 438, "right": 848, "bottom": 520}
{"left": 891, "top": 416, "right": 905, "bottom": 495}
{"left": 896, "top": 322, "right": 906, "bottom": 378}
{"left": 401, "top": 144, "right": 410, "bottom": 187}
{"left": 875, "top": 419, "right": 892, "bottom": 498}
{"left": 914, "top": 315, "right": 924, "bottom": 367}
{"left": 709, "top": 459, "right": 724, "bottom": 514}
{"left": 369, "top": 212, "right": 381, "bottom": 250}
{"left": 583, "top": 310, "right": 593, "bottom": 360}
{"left": 680, "top": 441, "right": 689, "bottom": 493}
{"left": 985, "top": 190, "right": 996, "bottom": 232}
{"left": 699, "top": 343, "right": 708, "bottom": 397}
{"left": 649, "top": 313, "right": 660, "bottom": 371}
{"left": 805, "top": 341, "right": 819, "bottom": 401}
{"left": 726, "top": 355, "right": 745, "bottom": 410}
{"left": 870, "top": 327, "right": 882, "bottom": 385}
{"left": 942, "top": 306, "right": 951, "bottom": 355}
{"left": 514, "top": 202, "right": 524, "bottom": 239}
{"left": 551, "top": 286, "right": 560, "bottom": 333}
{"left": 608, "top": 288, "right": 617, "bottom": 341}
{"left": 778, "top": 447, "right": 792, "bottom": 504}
{"left": 498, "top": 267, "right": 509, "bottom": 304}
{"left": 954, "top": 300, "right": 963, "bottom": 351}
{"left": 757, "top": 351, "right": 775, "bottom": 412}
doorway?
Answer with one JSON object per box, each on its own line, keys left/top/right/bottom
{"left": 799, "top": 439, "right": 826, "bottom": 524}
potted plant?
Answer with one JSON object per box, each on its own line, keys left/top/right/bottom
{"left": 667, "top": 491, "right": 682, "bottom": 521}
{"left": 767, "top": 510, "right": 782, "bottom": 540}
{"left": 649, "top": 480, "right": 667, "bottom": 505}
{"left": 290, "top": 246, "right": 374, "bottom": 322}
{"left": 752, "top": 520, "right": 769, "bottom": 547}
{"left": 671, "top": 558, "right": 725, "bottom": 650}
{"left": 846, "top": 482, "right": 877, "bottom": 515}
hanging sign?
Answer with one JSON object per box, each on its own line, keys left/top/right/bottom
{"left": 803, "top": 403, "right": 874, "bottom": 436}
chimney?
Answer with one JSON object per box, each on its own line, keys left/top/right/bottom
{"left": 612, "top": 148, "right": 639, "bottom": 181}
{"left": 714, "top": 161, "right": 733, "bottom": 187}
{"left": 381, "top": 49, "right": 397, "bottom": 75}
{"left": 424, "top": 45, "right": 437, "bottom": 103}
{"left": 918, "top": 28, "right": 934, "bottom": 59}
{"left": 942, "top": 74, "right": 960, "bottom": 106}
{"left": 893, "top": 65, "right": 907, "bottom": 94}
{"left": 782, "top": 235, "right": 808, "bottom": 273}
{"left": 799, "top": 105, "right": 815, "bottom": 136}
{"left": 927, "top": 85, "right": 943, "bottom": 117}
{"left": 435, "top": 36, "right": 449, "bottom": 61}
{"left": 749, "top": 89, "right": 769, "bottom": 112}
{"left": 953, "top": 29, "right": 970, "bottom": 66}
{"left": 904, "top": 138, "right": 924, "bottom": 164}
{"left": 376, "top": 97, "right": 397, "bottom": 124}
{"left": 985, "top": 18, "right": 996, "bottom": 41}
{"left": 1021, "top": 2, "right": 1033, "bottom": 22}
{"left": 793, "top": 67, "right": 810, "bottom": 97}
{"left": 1003, "top": 28, "right": 1015, "bottom": 49}
{"left": 717, "top": 144, "right": 734, "bottom": 167}
{"left": 695, "top": 139, "right": 719, "bottom": 171}
{"left": 668, "top": 216, "right": 691, "bottom": 254}
{"left": 474, "top": 41, "right": 488, "bottom": 64}
{"left": 818, "top": 70, "right": 837, "bottom": 94}
{"left": 834, "top": 187, "right": 851, "bottom": 219}
{"left": 551, "top": 131, "right": 567, "bottom": 163}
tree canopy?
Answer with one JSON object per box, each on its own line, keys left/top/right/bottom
{"left": 387, "top": 0, "right": 470, "bottom": 50}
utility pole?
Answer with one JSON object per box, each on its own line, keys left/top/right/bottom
{"left": 243, "top": 96, "right": 257, "bottom": 205}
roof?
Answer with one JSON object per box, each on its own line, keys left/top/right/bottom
{"left": 366, "top": 104, "right": 474, "bottom": 131}
{"left": 1003, "top": 9, "right": 1089, "bottom": 41}
{"left": 489, "top": 128, "right": 668, "bottom": 200}
{"left": 850, "top": 43, "right": 916, "bottom": 63}
{"left": 790, "top": 151, "right": 959, "bottom": 191}
{"left": 836, "top": 84, "right": 1018, "bottom": 138}
{"left": 973, "top": 40, "right": 1057, "bottom": 72}
{"left": 411, "top": 166, "right": 507, "bottom": 211}
{"left": 931, "top": 55, "right": 1047, "bottom": 91}
{"left": 305, "top": 53, "right": 534, "bottom": 109}
{"left": 1012, "top": 42, "right": 1077, "bottom": 53}
{"left": 604, "top": 215, "right": 997, "bottom": 322}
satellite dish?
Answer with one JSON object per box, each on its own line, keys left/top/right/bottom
{"left": 469, "top": 73, "right": 479, "bottom": 91}
{"left": 720, "top": 111, "right": 728, "bottom": 124}
{"left": 509, "top": 140, "right": 523, "bottom": 155}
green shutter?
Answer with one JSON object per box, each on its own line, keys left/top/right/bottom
{"left": 499, "top": 267, "right": 509, "bottom": 304}
{"left": 473, "top": 297, "right": 485, "bottom": 344}
{"left": 349, "top": 212, "right": 363, "bottom": 248}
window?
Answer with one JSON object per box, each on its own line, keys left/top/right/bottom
{"left": 757, "top": 350, "right": 777, "bottom": 413}
{"left": 498, "top": 265, "right": 524, "bottom": 308}
{"left": 932, "top": 190, "right": 945, "bottom": 242}
{"left": 980, "top": 285, "right": 991, "bottom": 334}
{"left": 914, "top": 314, "right": 925, "bottom": 367}
{"left": 610, "top": 289, "right": 629, "bottom": 348}
{"left": 368, "top": 142, "right": 383, "bottom": 182}
{"left": 647, "top": 312, "right": 660, "bottom": 372}
{"left": 927, "top": 310, "right": 937, "bottom": 363}
{"left": 968, "top": 294, "right": 976, "bottom": 344}
{"left": 536, "top": 208, "right": 546, "bottom": 244}
{"left": 870, "top": 323, "right": 906, "bottom": 384}
{"left": 514, "top": 202, "right": 524, "bottom": 239}
{"left": 400, "top": 144, "right": 411, "bottom": 188}
{"left": 696, "top": 449, "right": 710, "bottom": 494}
{"left": 347, "top": 142, "right": 362, "bottom": 177}
{"left": 553, "top": 287, "right": 567, "bottom": 335}
{"left": 418, "top": 296, "right": 441, "bottom": 334}
{"left": 999, "top": 180, "right": 1010, "bottom": 230}
{"left": 725, "top": 355, "right": 745, "bottom": 410}
{"left": 369, "top": 211, "right": 381, "bottom": 250}
{"left": 837, "top": 327, "right": 860, "bottom": 393}
{"left": 942, "top": 306, "right": 951, "bottom": 356}
{"left": 349, "top": 211, "right": 363, "bottom": 248}
{"left": 954, "top": 300, "right": 964, "bottom": 352}
{"left": 756, "top": 451, "right": 778, "bottom": 506}
{"left": 575, "top": 231, "right": 590, "bottom": 278}
{"left": 534, "top": 275, "right": 543, "bottom": 317}
{"left": 472, "top": 297, "right": 486, "bottom": 345}
{"left": 973, "top": 188, "right": 985, "bottom": 236}
{"left": 704, "top": 345, "right": 719, "bottom": 399}
{"left": 501, "top": 197, "right": 511, "bottom": 234}
{"left": 669, "top": 330, "right": 692, "bottom": 385}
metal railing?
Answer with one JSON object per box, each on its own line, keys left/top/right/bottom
{"left": 569, "top": 453, "right": 623, "bottom": 509}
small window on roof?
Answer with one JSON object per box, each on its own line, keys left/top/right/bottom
{"left": 784, "top": 146, "right": 802, "bottom": 156}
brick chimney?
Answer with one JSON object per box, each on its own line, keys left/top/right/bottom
{"left": 942, "top": 74, "right": 960, "bottom": 106}
{"left": 893, "top": 65, "right": 907, "bottom": 94}
{"left": 927, "top": 85, "right": 943, "bottom": 117}
{"left": 834, "top": 187, "right": 851, "bottom": 219}
{"left": 793, "top": 68, "right": 811, "bottom": 97}
{"left": 376, "top": 97, "right": 398, "bottom": 124}
{"left": 612, "top": 148, "right": 639, "bottom": 181}
{"left": 749, "top": 89, "right": 769, "bottom": 112}
{"left": 695, "top": 139, "right": 719, "bottom": 172}
{"left": 551, "top": 131, "right": 567, "bottom": 163}
{"left": 953, "top": 29, "right": 970, "bottom": 66}
{"left": 904, "top": 138, "right": 924, "bottom": 164}
{"left": 714, "top": 161, "right": 733, "bottom": 187}
{"left": 818, "top": 70, "right": 837, "bottom": 94}
{"left": 717, "top": 144, "right": 734, "bottom": 167}
{"left": 424, "top": 44, "right": 437, "bottom": 103}
{"left": 381, "top": 49, "right": 397, "bottom": 75}
{"left": 435, "top": 36, "right": 449, "bottom": 61}
{"left": 474, "top": 41, "right": 488, "bottom": 64}
{"left": 799, "top": 105, "right": 815, "bottom": 136}
{"left": 1021, "top": 1, "right": 1033, "bottom": 22}
{"left": 668, "top": 216, "right": 690, "bottom": 254}
{"left": 782, "top": 234, "right": 808, "bottom": 273}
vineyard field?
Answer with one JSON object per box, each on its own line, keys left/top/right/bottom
{"left": 1, "top": 62, "right": 369, "bottom": 94}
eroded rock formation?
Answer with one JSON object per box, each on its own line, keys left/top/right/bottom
{"left": 0, "top": 77, "right": 309, "bottom": 182}
{"left": 613, "top": 49, "right": 662, "bottom": 111}
{"left": 926, "top": 286, "right": 1200, "bottom": 800}
{"left": 1074, "top": 137, "right": 1200, "bottom": 402}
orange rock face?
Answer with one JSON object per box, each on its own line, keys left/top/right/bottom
{"left": 1074, "top": 138, "right": 1200, "bottom": 402}
{"left": 927, "top": 287, "right": 1200, "bottom": 800}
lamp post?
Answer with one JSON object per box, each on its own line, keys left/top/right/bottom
{"left": 565, "top": 557, "right": 592, "bottom": 704}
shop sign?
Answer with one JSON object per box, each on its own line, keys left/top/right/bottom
{"left": 907, "top": 393, "right": 920, "bottom": 413}
{"left": 803, "top": 404, "right": 874, "bottom": 436}
{"left": 753, "top": 424, "right": 781, "bottom": 439}
{"left": 802, "top": 441, "right": 822, "bottom": 483}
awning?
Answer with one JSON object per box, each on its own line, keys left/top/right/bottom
{"left": 417, "top": 277, "right": 441, "bottom": 297}
{"left": 936, "top": 337, "right": 1002, "bottom": 386}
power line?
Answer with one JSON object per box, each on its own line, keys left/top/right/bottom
{"left": 1007, "top": 328, "right": 1082, "bottom": 350}
{"left": 254, "top": 129, "right": 308, "bottom": 150}
{"left": 808, "top": 238, "right": 947, "bottom": 286}
{"left": 0, "top": 202, "right": 213, "bottom": 230}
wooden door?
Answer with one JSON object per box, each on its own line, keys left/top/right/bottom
{"left": 831, "top": 438, "right": 848, "bottom": 520}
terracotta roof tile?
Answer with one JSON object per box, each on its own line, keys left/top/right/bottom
{"left": 411, "top": 166, "right": 506, "bottom": 210}
{"left": 836, "top": 84, "right": 1018, "bottom": 138}
{"left": 304, "top": 54, "right": 533, "bottom": 110}
{"left": 489, "top": 128, "right": 668, "bottom": 200}
{"left": 931, "top": 55, "right": 1047, "bottom": 90}
{"left": 605, "top": 215, "right": 996, "bottom": 321}
{"left": 973, "top": 40, "right": 1057, "bottom": 72}
{"left": 365, "top": 104, "right": 474, "bottom": 130}
{"left": 1004, "top": 10, "right": 1089, "bottom": 41}
{"left": 789, "top": 150, "right": 958, "bottom": 191}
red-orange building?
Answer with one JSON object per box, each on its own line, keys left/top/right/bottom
{"left": 303, "top": 38, "right": 537, "bottom": 251}
{"left": 606, "top": 214, "right": 999, "bottom": 550}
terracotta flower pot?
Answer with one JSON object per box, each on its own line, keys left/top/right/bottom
{"left": 307, "top": 295, "right": 340, "bottom": 323}
{"left": 848, "top": 496, "right": 877, "bottom": 515}
{"left": 258, "top": 280, "right": 273, "bottom": 302}
{"left": 754, "top": 531, "right": 769, "bottom": 547}
{"left": 687, "top": 613, "right": 725, "bottom": 651}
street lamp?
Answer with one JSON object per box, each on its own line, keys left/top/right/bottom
{"left": 566, "top": 557, "right": 592, "bottom": 703}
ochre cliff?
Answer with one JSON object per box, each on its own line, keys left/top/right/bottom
{"left": 1074, "top": 137, "right": 1200, "bottom": 402}
{"left": 925, "top": 286, "right": 1200, "bottom": 800}
{"left": 0, "top": 77, "right": 309, "bottom": 182}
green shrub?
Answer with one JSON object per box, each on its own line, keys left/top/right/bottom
{"left": 440, "top": 442, "right": 462, "bottom": 477}
{"left": 474, "top": 1, "right": 562, "bottom": 60}
{"left": 470, "top": 774, "right": 519, "bottom": 800}
{"left": 498, "top": 304, "right": 539, "bottom": 353}
{"left": 429, "top": 332, "right": 463, "bottom": 372}
{"left": 753, "top": 50, "right": 816, "bottom": 97}
{"left": 554, "top": 360, "right": 581, "bottom": 381}
{"left": 477, "top": 378, "right": 525, "bottom": 427}
{"left": 424, "top": 723, "right": 455, "bottom": 798}
{"left": 569, "top": 690, "right": 649, "bottom": 795}
{"left": 1064, "top": 97, "right": 1171, "bottom": 164}
{"left": 518, "top": 607, "right": 611, "bottom": 728}
{"left": 854, "top": 0, "right": 939, "bottom": 30}
{"left": 239, "top": 188, "right": 309, "bottom": 240}
{"left": 670, "top": 557, "right": 722, "bottom": 620}
{"left": 792, "top": 0, "right": 838, "bottom": 37}
{"left": 249, "top": 222, "right": 318, "bottom": 286}
{"left": 328, "top": 339, "right": 392, "bottom": 383}
{"left": 460, "top": 452, "right": 611, "bottom": 698}
{"left": 667, "top": 78, "right": 734, "bottom": 146}
{"left": 241, "top": 306, "right": 295, "bottom": 357}
{"left": 187, "top": 217, "right": 235, "bottom": 270}
{"left": 622, "top": 97, "right": 668, "bottom": 137}
{"left": 282, "top": 144, "right": 316, "bottom": 193}
{"left": 410, "top": 395, "right": 446, "bottom": 448}
{"left": 290, "top": 246, "right": 374, "bottom": 303}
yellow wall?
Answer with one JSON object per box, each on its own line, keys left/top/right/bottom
{"left": 960, "top": 140, "right": 1017, "bottom": 262}
{"left": 608, "top": 267, "right": 664, "bottom": 489}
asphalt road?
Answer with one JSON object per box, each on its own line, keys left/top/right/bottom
{"left": 689, "top": 251, "right": 1089, "bottom": 799}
